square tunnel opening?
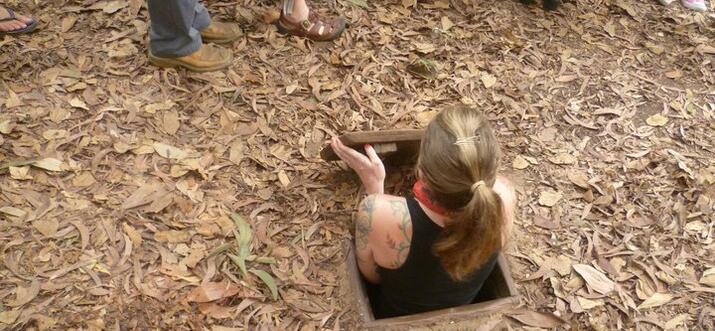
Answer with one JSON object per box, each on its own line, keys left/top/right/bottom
{"left": 329, "top": 130, "right": 520, "bottom": 329}
{"left": 346, "top": 242, "right": 519, "bottom": 329}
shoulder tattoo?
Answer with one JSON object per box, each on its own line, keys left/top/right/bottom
{"left": 355, "top": 196, "right": 376, "bottom": 250}
{"left": 387, "top": 200, "right": 411, "bottom": 267}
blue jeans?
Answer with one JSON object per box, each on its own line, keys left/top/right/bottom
{"left": 147, "top": 0, "right": 212, "bottom": 57}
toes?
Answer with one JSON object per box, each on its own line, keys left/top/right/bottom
{"left": 0, "top": 19, "right": 28, "bottom": 31}
{"left": 15, "top": 13, "right": 34, "bottom": 24}
{"left": 11, "top": 21, "right": 26, "bottom": 30}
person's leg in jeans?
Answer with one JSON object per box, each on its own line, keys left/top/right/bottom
{"left": 147, "top": 0, "right": 210, "bottom": 57}
{"left": 146, "top": 0, "right": 241, "bottom": 72}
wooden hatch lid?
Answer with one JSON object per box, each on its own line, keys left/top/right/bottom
{"left": 320, "top": 129, "right": 424, "bottom": 161}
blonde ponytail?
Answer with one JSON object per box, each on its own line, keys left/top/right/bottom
{"left": 433, "top": 181, "right": 503, "bottom": 280}
{"left": 418, "top": 107, "right": 503, "bottom": 281}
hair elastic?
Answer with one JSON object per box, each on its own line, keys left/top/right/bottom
{"left": 471, "top": 180, "right": 485, "bottom": 193}
{"left": 454, "top": 135, "right": 480, "bottom": 145}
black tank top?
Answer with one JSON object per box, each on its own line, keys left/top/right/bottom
{"left": 373, "top": 198, "right": 499, "bottom": 318}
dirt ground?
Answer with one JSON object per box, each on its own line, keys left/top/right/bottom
{"left": 1, "top": 0, "right": 714, "bottom": 330}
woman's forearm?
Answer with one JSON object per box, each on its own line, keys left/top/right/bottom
{"left": 362, "top": 180, "right": 384, "bottom": 195}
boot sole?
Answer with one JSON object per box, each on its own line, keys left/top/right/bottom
{"left": 201, "top": 34, "right": 242, "bottom": 44}
{"left": 148, "top": 52, "right": 233, "bottom": 73}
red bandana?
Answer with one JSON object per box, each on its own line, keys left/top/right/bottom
{"left": 412, "top": 180, "right": 448, "bottom": 216}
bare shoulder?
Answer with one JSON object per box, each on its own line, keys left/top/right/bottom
{"left": 492, "top": 176, "right": 516, "bottom": 246}
{"left": 356, "top": 195, "right": 406, "bottom": 231}
{"left": 359, "top": 194, "right": 407, "bottom": 228}
{"left": 493, "top": 176, "right": 516, "bottom": 205}
{"left": 358, "top": 194, "right": 413, "bottom": 269}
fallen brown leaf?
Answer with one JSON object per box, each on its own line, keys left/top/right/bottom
{"left": 646, "top": 114, "right": 668, "bottom": 127}
{"left": 699, "top": 268, "right": 715, "bottom": 287}
{"left": 33, "top": 219, "right": 59, "bottom": 237}
{"left": 0, "top": 310, "right": 21, "bottom": 324}
{"left": 637, "top": 292, "right": 673, "bottom": 309}
{"left": 508, "top": 310, "right": 566, "bottom": 328}
{"left": 512, "top": 155, "right": 530, "bottom": 170}
{"left": 573, "top": 264, "right": 615, "bottom": 294}
{"left": 533, "top": 214, "right": 560, "bottom": 229}
{"left": 198, "top": 302, "right": 235, "bottom": 319}
{"left": 538, "top": 190, "right": 562, "bottom": 207}
{"left": 7, "top": 279, "right": 40, "bottom": 307}
{"left": 155, "top": 230, "right": 191, "bottom": 243}
{"left": 32, "top": 158, "right": 67, "bottom": 172}
{"left": 163, "top": 110, "right": 180, "bottom": 135}
{"left": 549, "top": 153, "right": 577, "bottom": 165}
{"left": 186, "top": 281, "right": 241, "bottom": 303}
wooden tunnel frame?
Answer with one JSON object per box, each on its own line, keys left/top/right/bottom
{"left": 346, "top": 242, "right": 519, "bottom": 329}
{"left": 331, "top": 129, "right": 520, "bottom": 328}
{"left": 320, "top": 129, "right": 424, "bottom": 162}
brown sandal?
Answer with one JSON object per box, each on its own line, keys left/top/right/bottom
{"left": 0, "top": 7, "right": 37, "bottom": 35}
{"left": 276, "top": 9, "right": 346, "bottom": 42}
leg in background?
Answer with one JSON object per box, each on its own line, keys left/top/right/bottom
{"left": 0, "top": 6, "right": 37, "bottom": 34}
{"left": 146, "top": 0, "right": 233, "bottom": 72}
{"left": 276, "top": 0, "right": 346, "bottom": 42}
{"left": 147, "top": 0, "right": 211, "bottom": 58}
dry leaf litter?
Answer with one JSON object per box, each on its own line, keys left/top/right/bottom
{"left": 0, "top": 0, "right": 714, "bottom": 330}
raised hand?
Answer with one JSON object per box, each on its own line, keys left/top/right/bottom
{"left": 330, "top": 137, "right": 385, "bottom": 195}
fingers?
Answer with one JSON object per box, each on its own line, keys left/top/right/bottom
{"left": 343, "top": 144, "right": 370, "bottom": 161}
{"left": 333, "top": 138, "right": 360, "bottom": 159}
{"left": 332, "top": 137, "right": 360, "bottom": 164}
{"left": 334, "top": 146, "right": 352, "bottom": 163}
{"left": 331, "top": 137, "right": 350, "bottom": 162}
{"left": 330, "top": 136, "right": 339, "bottom": 151}
{"left": 364, "top": 144, "right": 382, "bottom": 165}
{"left": 331, "top": 136, "right": 348, "bottom": 153}
{"left": 331, "top": 137, "right": 377, "bottom": 171}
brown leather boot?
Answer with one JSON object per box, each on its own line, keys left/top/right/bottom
{"left": 200, "top": 21, "right": 242, "bottom": 43}
{"left": 148, "top": 44, "right": 233, "bottom": 72}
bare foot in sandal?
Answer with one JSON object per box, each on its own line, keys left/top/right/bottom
{"left": 276, "top": 0, "right": 345, "bottom": 42}
{"left": 0, "top": 6, "right": 37, "bottom": 35}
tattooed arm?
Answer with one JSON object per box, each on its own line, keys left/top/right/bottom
{"left": 385, "top": 199, "right": 412, "bottom": 269}
{"left": 355, "top": 195, "right": 381, "bottom": 283}
{"left": 355, "top": 194, "right": 414, "bottom": 281}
